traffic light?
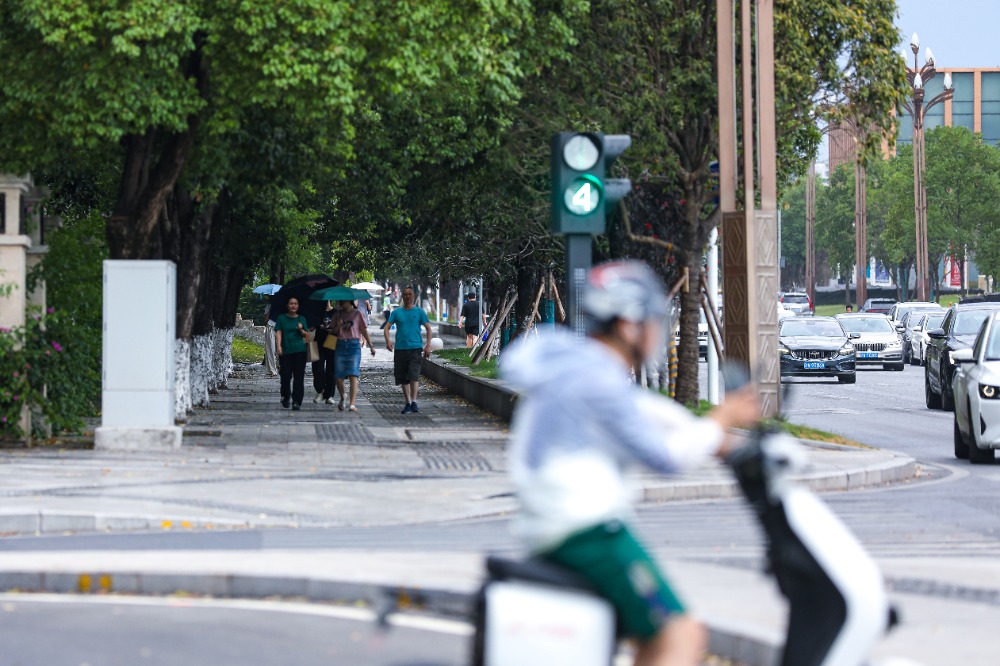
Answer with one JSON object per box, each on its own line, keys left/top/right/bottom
{"left": 550, "top": 132, "right": 632, "bottom": 235}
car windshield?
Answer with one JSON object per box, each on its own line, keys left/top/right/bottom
{"left": 987, "top": 322, "right": 1000, "bottom": 361}
{"left": 783, "top": 295, "right": 808, "bottom": 303}
{"left": 838, "top": 317, "right": 894, "bottom": 334}
{"left": 955, "top": 310, "right": 994, "bottom": 336}
{"left": 780, "top": 319, "right": 843, "bottom": 337}
{"left": 923, "top": 313, "right": 945, "bottom": 330}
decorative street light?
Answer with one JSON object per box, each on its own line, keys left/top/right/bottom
{"left": 901, "top": 33, "right": 953, "bottom": 302}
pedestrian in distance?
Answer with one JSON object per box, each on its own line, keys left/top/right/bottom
{"left": 384, "top": 286, "right": 432, "bottom": 414}
{"left": 332, "top": 299, "right": 376, "bottom": 412}
{"left": 460, "top": 291, "right": 486, "bottom": 348}
{"left": 318, "top": 303, "right": 343, "bottom": 407}
{"left": 846, "top": 304, "right": 854, "bottom": 312}
{"left": 263, "top": 297, "right": 279, "bottom": 377}
{"left": 274, "top": 297, "right": 314, "bottom": 411}
{"left": 310, "top": 303, "right": 334, "bottom": 404}
{"left": 501, "top": 260, "right": 761, "bottom": 666}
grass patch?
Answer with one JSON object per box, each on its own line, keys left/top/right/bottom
{"left": 232, "top": 336, "right": 265, "bottom": 364}
{"left": 682, "top": 399, "right": 866, "bottom": 447}
{"left": 433, "top": 347, "right": 500, "bottom": 379}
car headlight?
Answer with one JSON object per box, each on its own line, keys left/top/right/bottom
{"left": 839, "top": 344, "right": 854, "bottom": 355}
{"left": 778, "top": 345, "right": 790, "bottom": 355}
{"left": 980, "top": 384, "right": 1000, "bottom": 400}
{"left": 886, "top": 339, "right": 901, "bottom": 348}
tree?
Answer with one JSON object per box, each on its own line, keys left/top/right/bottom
{"left": 780, "top": 180, "right": 807, "bottom": 291}
{"left": 816, "top": 164, "right": 859, "bottom": 303}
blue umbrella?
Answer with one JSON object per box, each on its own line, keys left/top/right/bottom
{"left": 253, "top": 284, "right": 282, "bottom": 295}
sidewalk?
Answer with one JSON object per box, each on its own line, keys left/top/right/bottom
{"left": 2, "top": 339, "right": 980, "bottom": 665}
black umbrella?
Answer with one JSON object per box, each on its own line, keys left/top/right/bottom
{"left": 270, "top": 273, "right": 339, "bottom": 324}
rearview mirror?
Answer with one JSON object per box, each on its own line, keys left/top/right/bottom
{"left": 895, "top": 324, "right": 905, "bottom": 332}
{"left": 927, "top": 328, "right": 946, "bottom": 339}
{"left": 849, "top": 332, "right": 861, "bottom": 339}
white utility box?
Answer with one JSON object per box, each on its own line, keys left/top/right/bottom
{"left": 95, "top": 260, "right": 181, "bottom": 450}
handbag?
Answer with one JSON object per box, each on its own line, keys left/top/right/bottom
{"left": 323, "top": 334, "right": 338, "bottom": 351}
{"left": 305, "top": 330, "right": 320, "bottom": 362}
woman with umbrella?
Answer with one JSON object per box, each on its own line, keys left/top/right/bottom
{"left": 330, "top": 297, "right": 376, "bottom": 412}
{"left": 274, "top": 297, "right": 315, "bottom": 410}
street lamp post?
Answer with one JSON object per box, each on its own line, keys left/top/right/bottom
{"left": 902, "top": 33, "right": 953, "bottom": 302}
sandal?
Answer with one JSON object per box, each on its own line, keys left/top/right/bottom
{"left": 348, "top": 405, "right": 357, "bottom": 412}
{"left": 338, "top": 399, "right": 345, "bottom": 411}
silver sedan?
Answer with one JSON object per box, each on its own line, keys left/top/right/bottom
{"left": 835, "top": 313, "right": 904, "bottom": 371}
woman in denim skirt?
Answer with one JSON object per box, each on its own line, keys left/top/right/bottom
{"left": 332, "top": 300, "right": 376, "bottom": 411}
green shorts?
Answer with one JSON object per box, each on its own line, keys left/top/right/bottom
{"left": 541, "top": 521, "right": 685, "bottom": 640}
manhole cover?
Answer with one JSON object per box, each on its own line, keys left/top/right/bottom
{"left": 315, "top": 423, "right": 376, "bottom": 443}
{"left": 416, "top": 442, "right": 493, "bottom": 471}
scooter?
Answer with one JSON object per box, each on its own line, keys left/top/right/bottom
{"left": 471, "top": 425, "right": 905, "bottom": 666}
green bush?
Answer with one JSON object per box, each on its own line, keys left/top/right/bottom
{"left": 0, "top": 309, "right": 74, "bottom": 438}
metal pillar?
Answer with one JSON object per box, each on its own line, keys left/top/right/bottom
{"left": 707, "top": 228, "right": 721, "bottom": 405}
{"left": 565, "top": 234, "right": 591, "bottom": 335}
{"left": 855, "top": 161, "right": 868, "bottom": 308}
{"left": 806, "top": 161, "right": 816, "bottom": 304}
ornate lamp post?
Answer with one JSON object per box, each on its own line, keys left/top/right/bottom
{"left": 902, "top": 33, "right": 953, "bottom": 302}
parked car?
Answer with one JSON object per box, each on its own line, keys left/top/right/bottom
{"left": 779, "top": 292, "right": 814, "bottom": 316}
{"left": 888, "top": 300, "right": 942, "bottom": 325}
{"left": 899, "top": 306, "right": 944, "bottom": 363}
{"left": 860, "top": 297, "right": 896, "bottom": 314}
{"left": 925, "top": 302, "right": 1000, "bottom": 411}
{"left": 910, "top": 311, "right": 946, "bottom": 366}
{"left": 952, "top": 312, "right": 1000, "bottom": 463}
{"left": 778, "top": 316, "right": 857, "bottom": 383}
{"left": 835, "top": 313, "right": 904, "bottom": 371}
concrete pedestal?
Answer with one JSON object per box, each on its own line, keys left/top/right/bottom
{"left": 94, "top": 426, "right": 182, "bottom": 451}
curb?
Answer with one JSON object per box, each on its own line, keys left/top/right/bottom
{"left": 0, "top": 513, "right": 289, "bottom": 536}
{"left": 0, "top": 567, "right": 777, "bottom": 666}
{"left": 422, "top": 355, "right": 518, "bottom": 422}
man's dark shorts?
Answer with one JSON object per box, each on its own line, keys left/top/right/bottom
{"left": 465, "top": 325, "right": 478, "bottom": 336}
{"left": 394, "top": 348, "right": 423, "bottom": 385}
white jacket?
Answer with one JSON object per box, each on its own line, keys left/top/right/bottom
{"left": 501, "top": 331, "right": 723, "bottom": 551}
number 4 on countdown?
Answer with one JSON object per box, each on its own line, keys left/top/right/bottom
{"left": 572, "top": 182, "right": 592, "bottom": 211}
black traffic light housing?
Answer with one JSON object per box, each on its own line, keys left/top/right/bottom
{"left": 550, "top": 132, "right": 632, "bottom": 235}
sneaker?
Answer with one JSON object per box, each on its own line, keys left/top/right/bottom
{"left": 325, "top": 397, "right": 336, "bottom": 405}
{"left": 281, "top": 399, "right": 290, "bottom": 409}
{"left": 401, "top": 403, "right": 413, "bottom": 414}
{"left": 313, "top": 392, "right": 325, "bottom": 404}
{"left": 410, "top": 401, "right": 420, "bottom": 413}
{"left": 292, "top": 403, "right": 301, "bottom": 411}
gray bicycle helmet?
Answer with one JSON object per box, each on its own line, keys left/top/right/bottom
{"left": 582, "top": 260, "right": 669, "bottom": 333}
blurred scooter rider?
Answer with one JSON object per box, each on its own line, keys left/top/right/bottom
{"left": 500, "top": 260, "right": 761, "bottom": 666}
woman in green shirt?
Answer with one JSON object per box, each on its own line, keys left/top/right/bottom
{"left": 274, "top": 297, "right": 313, "bottom": 410}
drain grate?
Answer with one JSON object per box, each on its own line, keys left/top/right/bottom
{"left": 416, "top": 442, "right": 493, "bottom": 472}
{"left": 315, "top": 423, "right": 376, "bottom": 443}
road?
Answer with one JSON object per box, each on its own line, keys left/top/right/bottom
{"left": 0, "top": 594, "right": 470, "bottom": 666}
{"left": 4, "top": 362, "right": 999, "bottom": 663}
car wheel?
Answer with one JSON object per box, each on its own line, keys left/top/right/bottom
{"left": 968, "top": 429, "right": 996, "bottom": 465}
{"left": 909, "top": 348, "right": 920, "bottom": 366}
{"left": 925, "top": 367, "right": 942, "bottom": 409}
{"left": 941, "top": 364, "right": 955, "bottom": 412}
{"left": 903, "top": 345, "right": 911, "bottom": 364}
{"left": 954, "top": 416, "right": 970, "bottom": 459}
{"left": 838, "top": 374, "right": 857, "bottom": 384}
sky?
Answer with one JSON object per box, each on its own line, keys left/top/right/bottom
{"left": 816, "top": 0, "right": 999, "bottom": 173}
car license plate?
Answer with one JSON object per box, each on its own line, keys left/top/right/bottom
{"left": 803, "top": 361, "right": 825, "bottom": 369}
{"left": 858, "top": 351, "right": 879, "bottom": 359}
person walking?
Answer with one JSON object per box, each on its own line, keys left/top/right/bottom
{"left": 460, "top": 291, "right": 486, "bottom": 348}
{"left": 318, "top": 304, "right": 342, "bottom": 407}
{"left": 263, "top": 298, "right": 279, "bottom": 377}
{"left": 501, "top": 260, "right": 761, "bottom": 666}
{"left": 310, "top": 304, "right": 333, "bottom": 403}
{"left": 274, "top": 297, "right": 313, "bottom": 411}
{"left": 332, "top": 299, "right": 376, "bottom": 412}
{"left": 384, "top": 286, "right": 432, "bottom": 414}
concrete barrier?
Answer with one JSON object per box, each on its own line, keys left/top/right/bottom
{"left": 422, "top": 356, "right": 518, "bottom": 422}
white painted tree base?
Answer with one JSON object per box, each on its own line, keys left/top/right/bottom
{"left": 95, "top": 426, "right": 182, "bottom": 451}
{"left": 190, "top": 334, "right": 213, "bottom": 407}
{"left": 174, "top": 339, "right": 192, "bottom": 422}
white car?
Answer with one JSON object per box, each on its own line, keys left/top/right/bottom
{"left": 834, "top": 313, "right": 904, "bottom": 371}
{"left": 952, "top": 312, "right": 1000, "bottom": 464}
{"left": 777, "top": 301, "right": 793, "bottom": 320}
{"left": 909, "top": 311, "right": 946, "bottom": 366}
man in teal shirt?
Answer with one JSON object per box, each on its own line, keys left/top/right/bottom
{"left": 384, "top": 286, "right": 432, "bottom": 413}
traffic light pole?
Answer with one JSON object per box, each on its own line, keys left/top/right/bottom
{"left": 565, "top": 234, "right": 591, "bottom": 335}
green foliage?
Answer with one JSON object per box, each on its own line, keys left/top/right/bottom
{"left": 433, "top": 348, "right": 499, "bottom": 379}
{"left": 0, "top": 309, "right": 74, "bottom": 439}
{"left": 231, "top": 337, "right": 264, "bottom": 365}
{"left": 38, "top": 211, "right": 108, "bottom": 429}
